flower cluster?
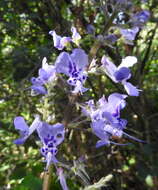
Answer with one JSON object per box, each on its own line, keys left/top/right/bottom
{"left": 82, "top": 93, "right": 128, "bottom": 147}
{"left": 82, "top": 93, "right": 144, "bottom": 148}
{"left": 31, "top": 48, "right": 88, "bottom": 95}
{"left": 12, "top": 3, "right": 150, "bottom": 189}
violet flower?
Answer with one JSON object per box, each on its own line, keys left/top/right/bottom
{"left": 49, "top": 27, "right": 81, "bottom": 50}
{"left": 82, "top": 93, "right": 128, "bottom": 147}
{"left": 49, "top": 30, "right": 71, "bottom": 50}
{"left": 132, "top": 10, "right": 150, "bottom": 27}
{"left": 55, "top": 48, "right": 89, "bottom": 94}
{"left": 31, "top": 57, "right": 56, "bottom": 95}
{"left": 71, "top": 26, "right": 81, "bottom": 46}
{"left": 37, "top": 122, "right": 65, "bottom": 170}
{"left": 82, "top": 93, "right": 144, "bottom": 147}
{"left": 13, "top": 117, "right": 65, "bottom": 169}
{"left": 101, "top": 56, "right": 140, "bottom": 96}
{"left": 120, "top": 27, "right": 139, "bottom": 44}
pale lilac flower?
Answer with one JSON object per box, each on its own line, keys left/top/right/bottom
{"left": 120, "top": 27, "right": 139, "bottom": 43}
{"left": 132, "top": 10, "right": 150, "bottom": 27}
{"left": 57, "top": 168, "right": 69, "bottom": 190}
{"left": 31, "top": 84, "right": 47, "bottom": 95}
{"left": 82, "top": 93, "right": 128, "bottom": 147}
{"left": 71, "top": 26, "right": 81, "bottom": 46}
{"left": 91, "top": 120, "right": 111, "bottom": 147}
{"left": 101, "top": 56, "right": 140, "bottom": 96}
{"left": 134, "top": 10, "right": 150, "bottom": 23}
{"left": 49, "top": 27, "right": 81, "bottom": 50}
{"left": 82, "top": 93, "right": 144, "bottom": 147}
{"left": 55, "top": 48, "right": 88, "bottom": 94}
{"left": 31, "top": 57, "right": 56, "bottom": 95}
{"left": 49, "top": 30, "right": 71, "bottom": 50}
{"left": 13, "top": 115, "right": 41, "bottom": 144}
{"left": 39, "top": 57, "right": 56, "bottom": 82}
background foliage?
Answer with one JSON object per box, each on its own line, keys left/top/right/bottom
{"left": 0, "top": 0, "right": 158, "bottom": 189}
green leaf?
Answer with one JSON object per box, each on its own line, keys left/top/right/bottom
{"left": 19, "top": 174, "right": 42, "bottom": 190}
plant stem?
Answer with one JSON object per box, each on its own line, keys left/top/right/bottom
{"left": 42, "top": 165, "right": 53, "bottom": 190}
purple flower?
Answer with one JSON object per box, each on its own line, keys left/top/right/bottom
{"left": 82, "top": 93, "right": 128, "bottom": 147}
{"left": 55, "top": 48, "right": 89, "bottom": 94}
{"left": 13, "top": 115, "right": 41, "bottom": 144}
{"left": 37, "top": 122, "right": 65, "bottom": 169}
{"left": 91, "top": 120, "right": 111, "bottom": 147}
{"left": 31, "top": 57, "right": 56, "bottom": 95}
{"left": 13, "top": 116, "right": 65, "bottom": 169}
{"left": 49, "top": 30, "right": 71, "bottom": 50}
{"left": 132, "top": 10, "right": 150, "bottom": 27}
{"left": 49, "top": 27, "right": 81, "bottom": 50}
{"left": 134, "top": 10, "right": 150, "bottom": 23}
{"left": 101, "top": 56, "right": 140, "bottom": 96}
{"left": 82, "top": 93, "right": 145, "bottom": 147}
{"left": 71, "top": 26, "right": 81, "bottom": 46}
{"left": 120, "top": 27, "right": 139, "bottom": 43}
{"left": 31, "top": 84, "right": 47, "bottom": 95}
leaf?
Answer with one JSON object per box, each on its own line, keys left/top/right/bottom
{"left": 19, "top": 174, "right": 42, "bottom": 190}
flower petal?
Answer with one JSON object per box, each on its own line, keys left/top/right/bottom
{"left": 91, "top": 120, "right": 110, "bottom": 141}
{"left": 28, "top": 115, "right": 42, "bottom": 136}
{"left": 123, "top": 81, "right": 140, "bottom": 96}
{"left": 31, "top": 77, "right": 44, "bottom": 85}
{"left": 13, "top": 117, "right": 29, "bottom": 144}
{"left": 14, "top": 116, "right": 29, "bottom": 132}
{"left": 13, "top": 116, "right": 41, "bottom": 145}
{"left": 120, "top": 27, "right": 139, "bottom": 41}
{"left": 49, "top": 30, "right": 63, "bottom": 50}
{"left": 71, "top": 26, "right": 81, "bottom": 46}
{"left": 42, "top": 57, "right": 47, "bottom": 68}
{"left": 119, "top": 56, "right": 137, "bottom": 68}
{"left": 70, "top": 48, "right": 88, "bottom": 71}
{"left": 55, "top": 52, "right": 72, "bottom": 76}
{"left": 39, "top": 68, "right": 49, "bottom": 81}
{"left": 49, "top": 31, "right": 71, "bottom": 50}
{"left": 95, "top": 140, "right": 110, "bottom": 148}
{"left": 31, "top": 85, "right": 47, "bottom": 95}
{"left": 101, "top": 56, "right": 117, "bottom": 82}
{"left": 107, "top": 93, "right": 127, "bottom": 117}
{"left": 114, "top": 67, "right": 131, "bottom": 81}
{"left": 37, "top": 122, "right": 65, "bottom": 146}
